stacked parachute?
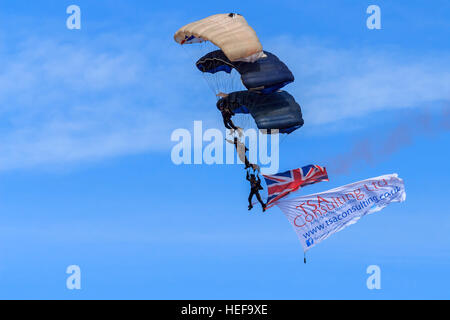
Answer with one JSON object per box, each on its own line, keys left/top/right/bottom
{"left": 175, "top": 13, "right": 306, "bottom": 210}
{"left": 174, "top": 13, "right": 304, "bottom": 135}
{"left": 174, "top": 15, "right": 408, "bottom": 260}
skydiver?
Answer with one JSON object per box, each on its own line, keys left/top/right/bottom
{"left": 247, "top": 171, "right": 266, "bottom": 212}
{"left": 226, "top": 137, "right": 251, "bottom": 170}
{"left": 216, "top": 92, "right": 244, "bottom": 135}
{"left": 217, "top": 99, "right": 238, "bottom": 131}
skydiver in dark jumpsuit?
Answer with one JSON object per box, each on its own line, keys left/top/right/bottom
{"left": 217, "top": 100, "right": 238, "bottom": 130}
{"left": 247, "top": 171, "right": 266, "bottom": 212}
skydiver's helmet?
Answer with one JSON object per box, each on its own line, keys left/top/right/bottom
{"left": 216, "top": 98, "right": 227, "bottom": 111}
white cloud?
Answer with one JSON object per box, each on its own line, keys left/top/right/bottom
{"left": 0, "top": 33, "right": 210, "bottom": 170}
{"left": 267, "top": 36, "right": 450, "bottom": 125}
{"left": 0, "top": 30, "right": 448, "bottom": 171}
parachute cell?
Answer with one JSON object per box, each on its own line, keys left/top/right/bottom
{"left": 174, "top": 13, "right": 265, "bottom": 62}
{"left": 218, "top": 91, "right": 304, "bottom": 134}
{"left": 197, "top": 50, "right": 295, "bottom": 94}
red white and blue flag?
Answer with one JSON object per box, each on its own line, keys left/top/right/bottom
{"left": 263, "top": 165, "right": 329, "bottom": 207}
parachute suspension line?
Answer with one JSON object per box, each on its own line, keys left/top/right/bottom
{"left": 183, "top": 41, "right": 250, "bottom": 134}
{"left": 181, "top": 45, "right": 218, "bottom": 97}
{"left": 197, "top": 40, "right": 246, "bottom": 97}
{"left": 280, "top": 132, "right": 289, "bottom": 145}
{"left": 182, "top": 41, "right": 224, "bottom": 96}
{"left": 182, "top": 41, "right": 251, "bottom": 134}
{"left": 202, "top": 41, "right": 225, "bottom": 96}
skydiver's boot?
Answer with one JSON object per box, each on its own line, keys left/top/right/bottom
{"left": 248, "top": 204, "right": 253, "bottom": 211}
{"left": 262, "top": 204, "right": 267, "bottom": 213}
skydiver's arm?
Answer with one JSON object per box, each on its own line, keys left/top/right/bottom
{"left": 216, "top": 92, "right": 229, "bottom": 98}
{"left": 246, "top": 172, "right": 250, "bottom": 181}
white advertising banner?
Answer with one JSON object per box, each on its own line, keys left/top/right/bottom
{"left": 276, "top": 174, "right": 406, "bottom": 252}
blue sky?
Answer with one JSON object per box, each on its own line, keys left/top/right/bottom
{"left": 0, "top": 0, "right": 449, "bottom": 299}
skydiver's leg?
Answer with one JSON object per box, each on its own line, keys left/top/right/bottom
{"left": 236, "top": 127, "right": 243, "bottom": 138}
{"left": 244, "top": 157, "right": 251, "bottom": 170}
{"left": 227, "top": 118, "right": 238, "bottom": 131}
{"left": 248, "top": 191, "right": 255, "bottom": 210}
{"left": 255, "top": 192, "right": 266, "bottom": 211}
{"left": 223, "top": 118, "right": 232, "bottom": 130}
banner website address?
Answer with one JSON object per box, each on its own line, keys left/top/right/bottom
{"left": 301, "top": 186, "right": 402, "bottom": 241}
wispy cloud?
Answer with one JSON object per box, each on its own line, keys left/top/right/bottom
{"left": 268, "top": 36, "right": 450, "bottom": 125}
{"left": 0, "top": 27, "right": 449, "bottom": 171}
{"left": 0, "top": 31, "right": 207, "bottom": 170}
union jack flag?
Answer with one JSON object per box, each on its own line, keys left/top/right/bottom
{"left": 263, "top": 165, "right": 329, "bottom": 207}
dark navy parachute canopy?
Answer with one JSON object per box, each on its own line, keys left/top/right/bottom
{"left": 197, "top": 50, "right": 295, "bottom": 94}
{"left": 217, "top": 91, "right": 304, "bottom": 134}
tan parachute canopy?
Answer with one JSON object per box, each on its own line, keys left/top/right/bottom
{"left": 174, "top": 13, "right": 265, "bottom": 63}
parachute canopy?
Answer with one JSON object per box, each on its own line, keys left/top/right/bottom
{"left": 197, "top": 50, "right": 295, "bottom": 94}
{"left": 174, "top": 13, "right": 265, "bottom": 62}
{"left": 218, "top": 91, "right": 304, "bottom": 134}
